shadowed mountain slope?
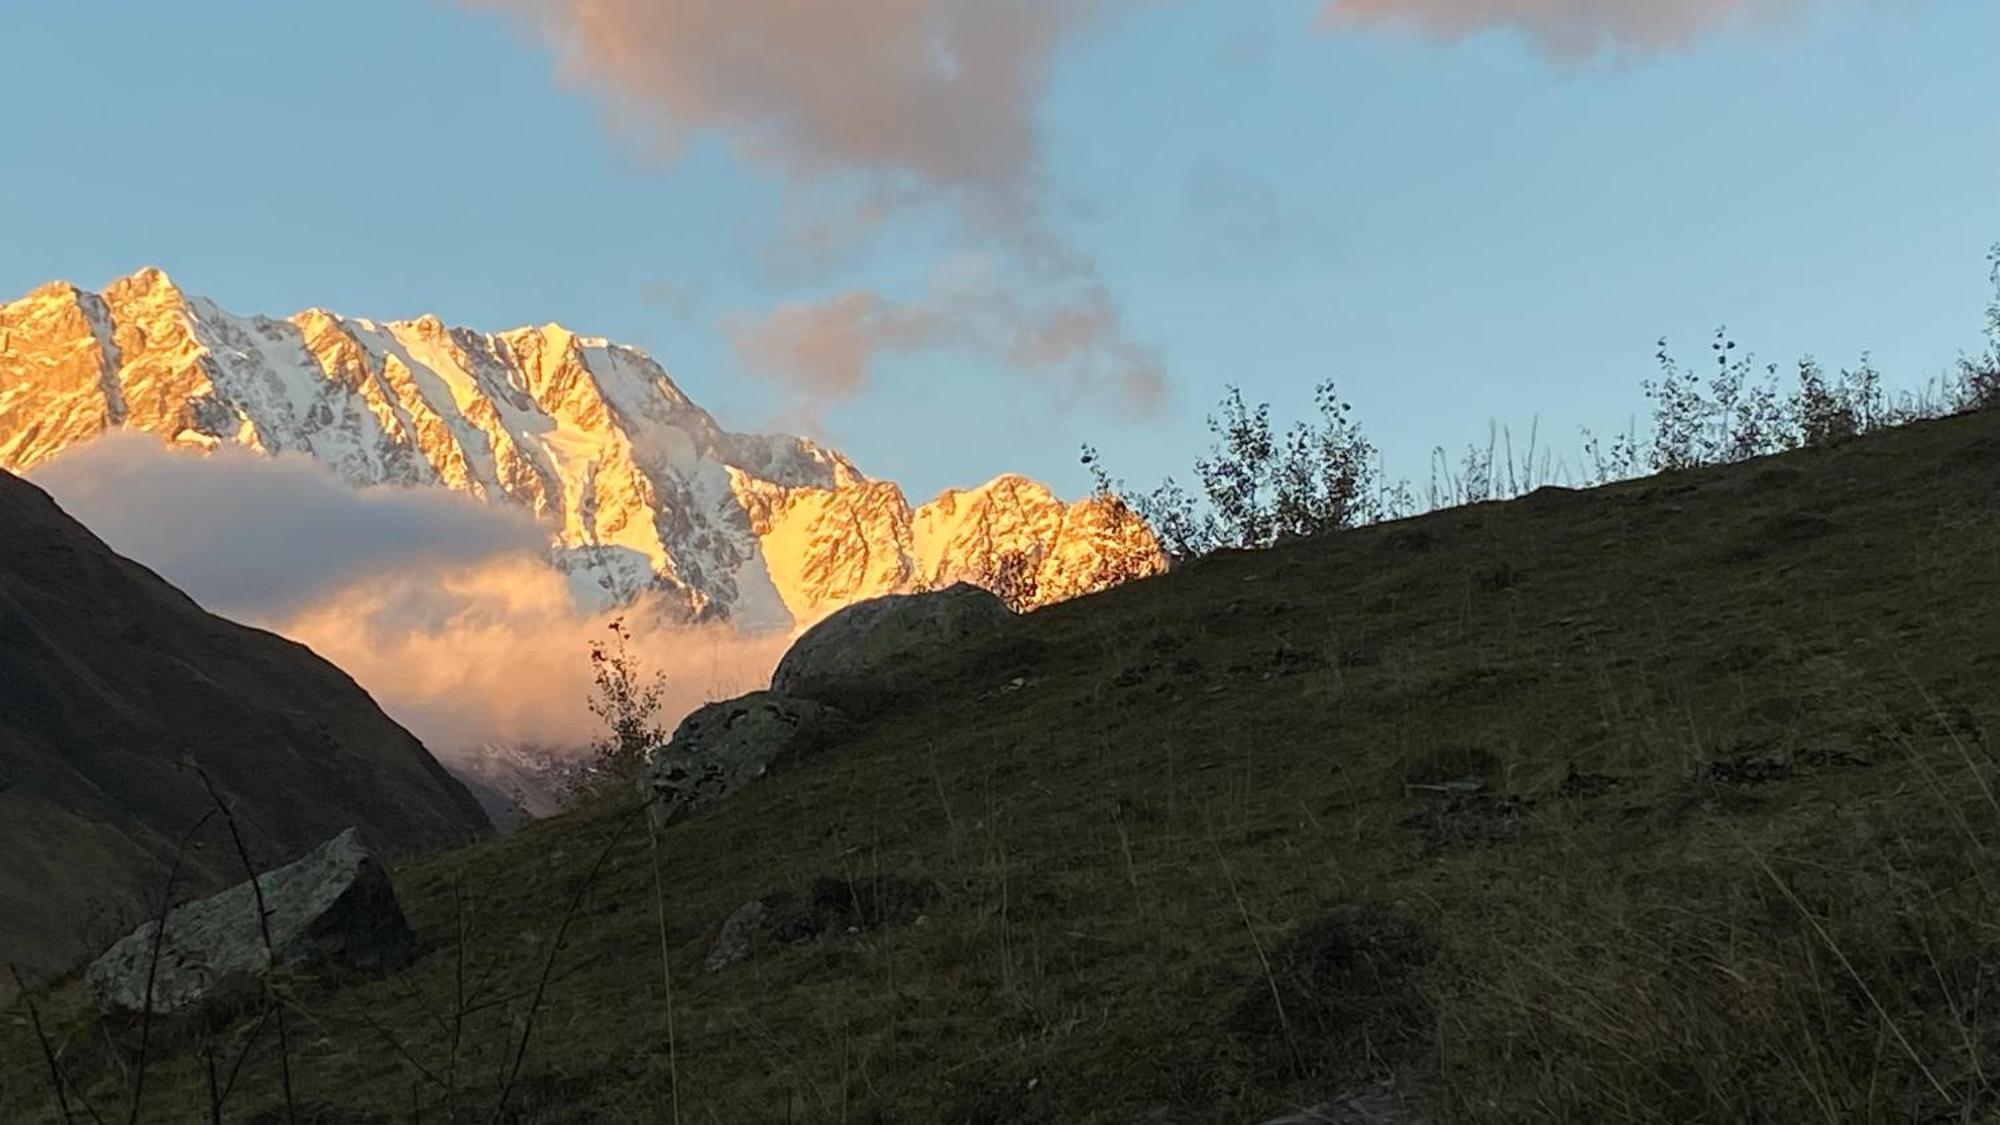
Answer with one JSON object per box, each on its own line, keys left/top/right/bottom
{"left": 9, "top": 407, "right": 2000, "bottom": 1120}
{"left": 0, "top": 470, "right": 489, "bottom": 987}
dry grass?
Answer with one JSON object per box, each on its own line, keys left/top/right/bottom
{"left": 11, "top": 408, "right": 2000, "bottom": 1121}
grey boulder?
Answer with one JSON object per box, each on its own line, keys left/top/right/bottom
{"left": 770, "top": 582, "right": 1011, "bottom": 703}
{"left": 85, "top": 827, "right": 416, "bottom": 1019}
{"left": 642, "top": 691, "right": 850, "bottom": 830}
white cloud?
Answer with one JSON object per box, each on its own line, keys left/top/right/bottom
{"left": 30, "top": 436, "right": 786, "bottom": 760}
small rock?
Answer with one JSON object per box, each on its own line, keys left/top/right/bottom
{"left": 1557, "top": 765, "right": 1618, "bottom": 798}
{"left": 703, "top": 873, "right": 937, "bottom": 971}
{"left": 1256, "top": 1082, "right": 1431, "bottom": 1123}
{"left": 703, "top": 899, "right": 770, "bottom": 972}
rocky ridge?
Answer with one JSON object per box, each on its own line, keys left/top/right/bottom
{"left": 0, "top": 270, "right": 1164, "bottom": 627}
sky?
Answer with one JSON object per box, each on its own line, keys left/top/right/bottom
{"left": 2, "top": 0, "right": 1996, "bottom": 503}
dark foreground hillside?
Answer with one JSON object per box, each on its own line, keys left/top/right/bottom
{"left": 0, "top": 471, "right": 490, "bottom": 991}
{"left": 11, "top": 407, "right": 2000, "bottom": 1122}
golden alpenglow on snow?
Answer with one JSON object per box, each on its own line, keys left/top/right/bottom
{"left": 0, "top": 269, "right": 1165, "bottom": 629}
{"left": 3, "top": 0, "right": 1997, "bottom": 1120}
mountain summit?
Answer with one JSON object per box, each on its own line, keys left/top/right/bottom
{"left": 0, "top": 270, "right": 1163, "bottom": 627}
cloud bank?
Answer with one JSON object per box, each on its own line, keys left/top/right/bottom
{"left": 1319, "top": 0, "right": 1806, "bottom": 58}
{"left": 30, "top": 436, "right": 787, "bottom": 761}
{"left": 31, "top": 434, "right": 548, "bottom": 617}
{"left": 466, "top": 0, "right": 1164, "bottom": 421}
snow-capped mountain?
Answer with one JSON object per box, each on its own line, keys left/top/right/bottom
{"left": 0, "top": 268, "right": 1163, "bottom": 627}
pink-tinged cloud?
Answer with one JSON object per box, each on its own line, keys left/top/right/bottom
{"left": 464, "top": 0, "right": 1171, "bottom": 415}
{"left": 1320, "top": 0, "right": 1806, "bottom": 57}
{"left": 29, "top": 436, "right": 788, "bottom": 761}
{"left": 467, "top": 0, "right": 1105, "bottom": 222}
{"left": 732, "top": 278, "right": 1168, "bottom": 419}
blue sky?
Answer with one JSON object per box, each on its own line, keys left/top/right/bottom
{"left": 2, "top": 0, "right": 1995, "bottom": 502}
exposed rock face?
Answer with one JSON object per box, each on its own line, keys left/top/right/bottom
{"left": 641, "top": 691, "right": 850, "bottom": 830}
{"left": 0, "top": 471, "right": 488, "bottom": 982}
{"left": 771, "top": 582, "right": 1013, "bottom": 703}
{"left": 85, "top": 828, "right": 416, "bottom": 1019}
{"left": 642, "top": 756, "right": 731, "bottom": 832}
{"left": 0, "top": 270, "right": 1166, "bottom": 627}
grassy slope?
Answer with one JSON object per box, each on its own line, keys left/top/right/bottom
{"left": 11, "top": 407, "right": 2000, "bottom": 1123}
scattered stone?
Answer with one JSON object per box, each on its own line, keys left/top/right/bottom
{"left": 1256, "top": 1082, "right": 1432, "bottom": 1123}
{"left": 771, "top": 583, "right": 1011, "bottom": 703}
{"left": 641, "top": 691, "right": 850, "bottom": 830}
{"left": 1229, "top": 643, "right": 1328, "bottom": 681}
{"left": 1711, "top": 642, "right": 1775, "bottom": 675}
{"left": 1727, "top": 510, "right": 1836, "bottom": 562}
{"left": 244, "top": 1102, "right": 395, "bottom": 1125}
{"left": 703, "top": 899, "right": 770, "bottom": 972}
{"left": 1113, "top": 664, "right": 1152, "bottom": 688}
{"left": 1337, "top": 645, "right": 1381, "bottom": 668}
{"left": 1699, "top": 755, "right": 1794, "bottom": 787}
{"left": 1764, "top": 510, "right": 1836, "bottom": 544}
{"left": 1268, "top": 643, "right": 1328, "bottom": 675}
{"left": 85, "top": 828, "right": 415, "bottom": 1020}
{"left": 1113, "top": 795, "right": 1166, "bottom": 824}
{"left": 1476, "top": 561, "right": 1518, "bottom": 592}
{"left": 1754, "top": 465, "right": 1810, "bottom": 486}
{"left": 703, "top": 873, "right": 937, "bottom": 972}
{"left": 1557, "top": 765, "right": 1619, "bottom": 798}
{"left": 1795, "top": 746, "right": 1874, "bottom": 770}
{"left": 1422, "top": 665, "right": 1528, "bottom": 703}
{"left": 1401, "top": 793, "right": 1530, "bottom": 852}
{"left": 1402, "top": 747, "right": 1500, "bottom": 791}
{"left": 1401, "top": 779, "right": 1485, "bottom": 798}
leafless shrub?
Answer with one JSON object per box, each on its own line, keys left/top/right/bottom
{"left": 1084, "top": 380, "right": 1379, "bottom": 562}
{"left": 584, "top": 618, "right": 668, "bottom": 780}
{"left": 1951, "top": 243, "right": 2000, "bottom": 411}
{"left": 188, "top": 765, "right": 298, "bottom": 1125}
{"left": 1643, "top": 328, "right": 1796, "bottom": 471}
{"left": 1578, "top": 422, "right": 1643, "bottom": 486}
{"left": 987, "top": 547, "right": 1044, "bottom": 614}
